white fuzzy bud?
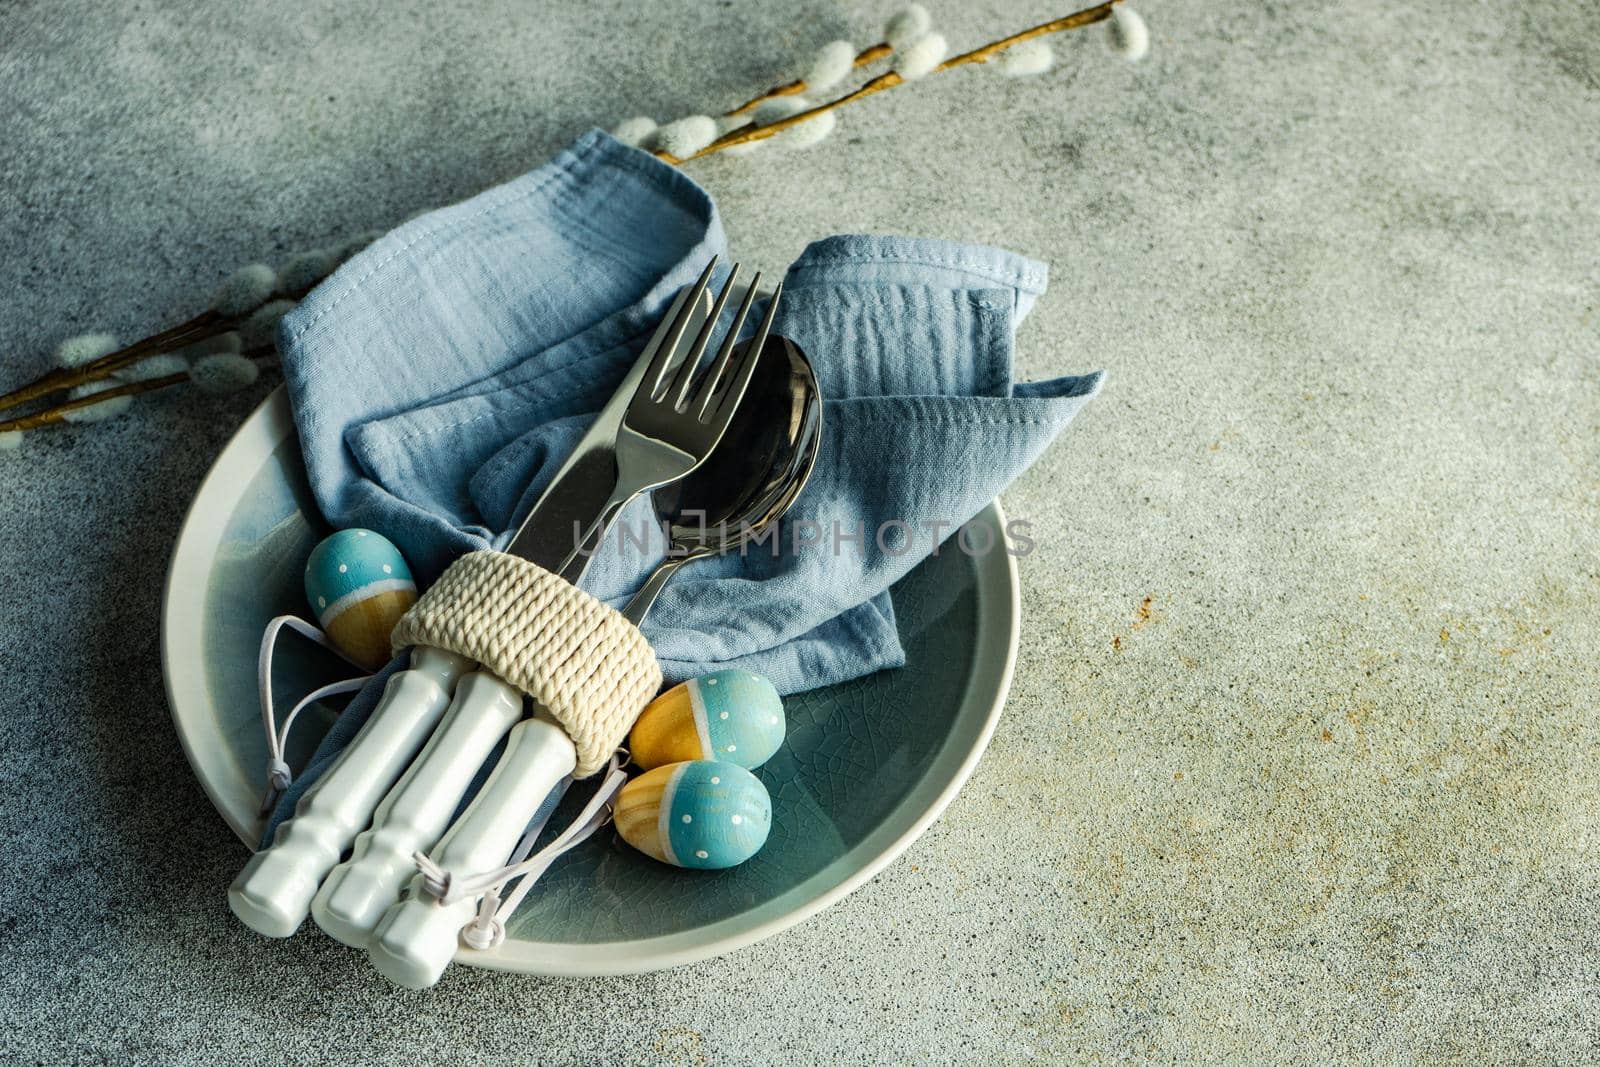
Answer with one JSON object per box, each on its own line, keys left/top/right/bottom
{"left": 54, "top": 332, "right": 119, "bottom": 369}
{"left": 806, "top": 41, "right": 856, "bottom": 91}
{"left": 893, "top": 33, "right": 947, "bottom": 80}
{"left": 277, "top": 249, "right": 338, "bottom": 294}
{"left": 993, "top": 39, "right": 1054, "bottom": 78}
{"left": 717, "top": 115, "right": 765, "bottom": 157}
{"left": 611, "top": 117, "right": 659, "bottom": 148}
{"left": 239, "top": 299, "right": 296, "bottom": 350}
{"left": 0, "top": 430, "right": 22, "bottom": 452}
{"left": 113, "top": 354, "right": 189, "bottom": 382}
{"left": 189, "top": 354, "right": 259, "bottom": 394}
{"left": 753, "top": 96, "right": 810, "bottom": 126}
{"left": 63, "top": 380, "right": 133, "bottom": 423}
{"left": 774, "top": 110, "right": 838, "bottom": 151}
{"left": 210, "top": 264, "right": 277, "bottom": 315}
{"left": 1108, "top": 7, "right": 1149, "bottom": 62}
{"left": 746, "top": 97, "right": 828, "bottom": 154}
{"left": 656, "top": 115, "right": 719, "bottom": 158}
{"left": 884, "top": 4, "right": 931, "bottom": 50}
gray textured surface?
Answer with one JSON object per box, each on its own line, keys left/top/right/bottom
{"left": 2, "top": 0, "right": 1598, "bottom": 1063}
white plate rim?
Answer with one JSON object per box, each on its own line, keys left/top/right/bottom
{"left": 163, "top": 387, "right": 1021, "bottom": 976}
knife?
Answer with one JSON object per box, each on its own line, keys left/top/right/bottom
{"left": 228, "top": 284, "right": 710, "bottom": 940}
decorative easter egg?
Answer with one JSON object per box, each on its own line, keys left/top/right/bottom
{"left": 629, "top": 669, "right": 784, "bottom": 771}
{"left": 614, "top": 761, "right": 771, "bottom": 870}
{"left": 304, "top": 528, "right": 417, "bottom": 670}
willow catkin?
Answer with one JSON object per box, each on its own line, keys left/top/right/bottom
{"left": 239, "top": 300, "right": 296, "bottom": 350}
{"left": 894, "top": 33, "right": 949, "bottom": 80}
{"left": 189, "top": 353, "right": 260, "bottom": 394}
{"left": 806, "top": 41, "right": 857, "bottom": 91}
{"left": 656, "top": 116, "right": 719, "bottom": 158}
{"left": 1107, "top": 7, "right": 1149, "bottom": 61}
{"left": 55, "top": 333, "right": 120, "bottom": 369}
{"left": 276, "top": 249, "right": 338, "bottom": 294}
{"left": 210, "top": 264, "right": 277, "bottom": 315}
{"left": 885, "top": 5, "right": 932, "bottom": 49}
{"left": 114, "top": 354, "right": 189, "bottom": 382}
{"left": 993, "top": 39, "right": 1055, "bottom": 77}
{"left": 62, "top": 380, "right": 134, "bottom": 423}
{"left": 612, "top": 117, "right": 659, "bottom": 147}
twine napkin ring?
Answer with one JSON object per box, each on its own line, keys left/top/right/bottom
{"left": 391, "top": 550, "right": 661, "bottom": 777}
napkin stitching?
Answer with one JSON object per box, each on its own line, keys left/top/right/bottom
{"left": 789, "top": 234, "right": 1048, "bottom": 289}
{"left": 791, "top": 254, "right": 1047, "bottom": 294}
{"left": 847, "top": 414, "right": 1058, "bottom": 426}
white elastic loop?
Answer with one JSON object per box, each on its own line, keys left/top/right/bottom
{"left": 257, "top": 614, "right": 374, "bottom": 813}
{"left": 489, "top": 771, "right": 619, "bottom": 925}
{"left": 464, "top": 885, "right": 505, "bottom": 950}
{"left": 266, "top": 758, "right": 292, "bottom": 792}
{"left": 410, "top": 756, "right": 629, "bottom": 945}
{"left": 506, "top": 778, "right": 573, "bottom": 869}
{"left": 460, "top": 912, "right": 503, "bottom": 951}
{"left": 435, "top": 779, "right": 576, "bottom": 915}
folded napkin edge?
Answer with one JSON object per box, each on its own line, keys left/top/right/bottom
{"left": 821, "top": 375, "right": 1105, "bottom": 425}
{"left": 279, "top": 128, "right": 721, "bottom": 354}
{"left": 789, "top": 234, "right": 1049, "bottom": 297}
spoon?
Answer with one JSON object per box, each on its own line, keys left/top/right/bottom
{"left": 364, "top": 334, "right": 822, "bottom": 989}
{"left": 624, "top": 333, "right": 822, "bottom": 625}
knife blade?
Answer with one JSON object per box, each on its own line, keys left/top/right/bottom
{"left": 504, "top": 283, "right": 710, "bottom": 581}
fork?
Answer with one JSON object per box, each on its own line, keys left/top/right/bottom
{"left": 524, "top": 258, "right": 781, "bottom": 579}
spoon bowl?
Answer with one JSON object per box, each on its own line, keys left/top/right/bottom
{"left": 623, "top": 335, "right": 822, "bottom": 624}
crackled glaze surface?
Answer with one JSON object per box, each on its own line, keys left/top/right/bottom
{"left": 515, "top": 544, "right": 978, "bottom": 937}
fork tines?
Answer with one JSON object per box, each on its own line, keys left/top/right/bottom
{"left": 644, "top": 258, "right": 781, "bottom": 424}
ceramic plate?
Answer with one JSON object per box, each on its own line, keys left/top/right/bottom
{"left": 164, "top": 388, "right": 1020, "bottom": 976}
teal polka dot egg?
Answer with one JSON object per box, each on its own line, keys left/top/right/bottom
{"left": 628, "top": 669, "right": 785, "bottom": 771}
{"left": 303, "top": 529, "right": 417, "bottom": 669}
{"left": 615, "top": 761, "right": 772, "bottom": 870}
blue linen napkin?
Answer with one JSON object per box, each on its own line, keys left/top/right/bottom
{"left": 266, "top": 129, "right": 1099, "bottom": 836}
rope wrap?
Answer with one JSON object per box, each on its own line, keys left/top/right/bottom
{"left": 391, "top": 550, "right": 661, "bottom": 777}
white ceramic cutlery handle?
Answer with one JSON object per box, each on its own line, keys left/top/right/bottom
{"left": 311, "top": 670, "right": 525, "bottom": 946}
{"left": 367, "top": 715, "right": 577, "bottom": 989}
{"left": 228, "top": 646, "right": 472, "bottom": 937}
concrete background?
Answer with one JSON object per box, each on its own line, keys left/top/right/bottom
{"left": 2, "top": 1, "right": 1597, "bottom": 1063}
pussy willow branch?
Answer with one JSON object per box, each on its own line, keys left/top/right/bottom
{"left": 726, "top": 42, "right": 894, "bottom": 115}
{"left": 658, "top": 0, "right": 1121, "bottom": 164}
{"left": 0, "top": 372, "right": 192, "bottom": 432}
{"left": 7, "top": 2, "right": 1121, "bottom": 435}
{"left": 0, "top": 284, "right": 312, "bottom": 418}
{"left": 0, "top": 348, "right": 274, "bottom": 432}
{"left": 0, "top": 311, "right": 224, "bottom": 414}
